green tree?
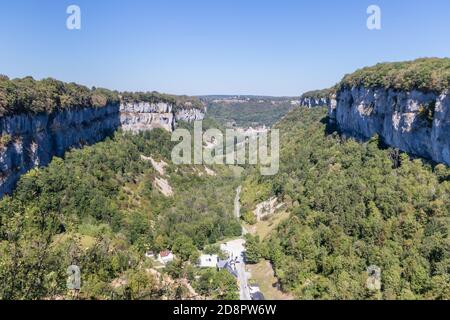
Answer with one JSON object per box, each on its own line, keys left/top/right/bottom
{"left": 244, "top": 234, "right": 262, "bottom": 264}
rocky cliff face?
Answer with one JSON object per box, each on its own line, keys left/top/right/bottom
{"left": 120, "top": 102, "right": 176, "bottom": 132}
{"left": 175, "top": 108, "right": 205, "bottom": 123}
{"left": 0, "top": 105, "right": 120, "bottom": 196}
{"left": 0, "top": 102, "right": 205, "bottom": 197}
{"left": 329, "top": 87, "right": 450, "bottom": 166}
{"left": 299, "top": 96, "right": 331, "bottom": 108}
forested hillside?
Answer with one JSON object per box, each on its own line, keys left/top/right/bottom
{"left": 204, "top": 97, "right": 294, "bottom": 128}
{"left": 241, "top": 107, "right": 450, "bottom": 300}
{"left": 0, "top": 128, "right": 240, "bottom": 299}
{"left": 0, "top": 102, "right": 448, "bottom": 300}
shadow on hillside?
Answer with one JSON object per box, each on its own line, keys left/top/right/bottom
{"left": 320, "top": 116, "right": 337, "bottom": 136}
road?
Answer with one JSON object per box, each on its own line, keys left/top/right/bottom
{"left": 233, "top": 185, "right": 251, "bottom": 300}
{"left": 236, "top": 253, "right": 251, "bottom": 300}
{"left": 221, "top": 238, "right": 251, "bottom": 300}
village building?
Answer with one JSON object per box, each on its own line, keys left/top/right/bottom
{"left": 198, "top": 254, "right": 219, "bottom": 268}
{"left": 157, "top": 250, "right": 175, "bottom": 264}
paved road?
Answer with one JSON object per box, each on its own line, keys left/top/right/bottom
{"left": 221, "top": 239, "right": 251, "bottom": 300}
{"left": 230, "top": 186, "right": 251, "bottom": 300}
{"left": 236, "top": 254, "right": 251, "bottom": 300}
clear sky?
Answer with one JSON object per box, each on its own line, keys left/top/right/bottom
{"left": 0, "top": 0, "right": 449, "bottom": 96}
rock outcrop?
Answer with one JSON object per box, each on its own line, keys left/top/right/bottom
{"left": 120, "top": 102, "right": 176, "bottom": 132}
{"left": 329, "top": 87, "right": 450, "bottom": 166}
{"left": 175, "top": 108, "right": 205, "bottom": 123}
{"left": 299, "top": 96, "right": 331, "bottom": 108}
{"left": 0, "top": 104, "right": 120, "bottom": 196}
{"left": 0, "top": 101, "right": 205, "bottom": 197}
{"left": 299, "top": 88, "right": 334, "bottom": 108}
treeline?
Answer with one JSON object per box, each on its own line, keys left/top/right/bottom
{"left": 0, "top": 75, "right": 203, "bottom": 116}
{"left": 300, "top": 58, "right": 450, "bottom": 103}
{"left": 300, "top": 88, "right": 334, "bottom": 100}
{"left": 338, "top": 58, "right": 450, "bottom": 92}
{"left": 121, "top": 91, "right": 205, "bottom": 111}
{"left": 0, "top": 75, "right": 120, "bottom": 116}
{"left": 242, "top": 107, "right": 450, "bottom": 300}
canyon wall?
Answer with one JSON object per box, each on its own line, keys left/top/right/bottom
{"left": 299, "top": 96, "right": 331, "bottom": 108}
{"left": 329, "top": 87, "right": 450, "bottom": 166}
{"left": 0, "top": 102, "right": 205, "bottom": 197}
{"left": 175, "top": 107, "right": 206, "bottom": 123}
{"left": 119, "top": 102, "right": 205, "bottom": 133}
{"left": 119, "top": 102, "right": 176, "bottom": 133}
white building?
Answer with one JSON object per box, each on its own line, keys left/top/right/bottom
{"left": 158, "top": 250, "right": 175, "bottom": 264}
{"left": 220, "top": 239, "right": 245, "bottom": 260}
{"left": 198, "top": 254, "right": 219, "bottom": 268}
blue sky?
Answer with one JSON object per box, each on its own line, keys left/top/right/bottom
{"left": 0, "top": 0, "right": 449, "bottom": 96}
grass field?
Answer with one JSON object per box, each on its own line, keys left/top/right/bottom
{"left": 245, "top": 210, "right": 293, "bottom": 299}
{"left": 245, "top": 210, "right": 290, "bottom": 240}
{"left": 247, "top": 260, "right": 293, "bottom": 300}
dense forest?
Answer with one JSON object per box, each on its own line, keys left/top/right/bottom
{"left": 0, "top": 75, "right": 203, "bottom": 116}
{"left": 241, "top": 107, "right": 449, "bottom": 299}
{"left": 338, "top": 58, "right": 450, "bottom": 92}
{"left": 300, "top": 88, "right": 334, "bottom": 100}
{"left": 0, "top": 127, "right": 240, "bottom": 299}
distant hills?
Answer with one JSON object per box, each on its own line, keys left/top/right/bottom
{"left": 200, "top": 95, "right": 300, "bottom": 128}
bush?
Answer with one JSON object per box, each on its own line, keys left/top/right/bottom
{"left": 418, "top": 101, "right": 436, "bottom": 127}
{"left": 241, "top": 211, "right": 257, "bottom": 225}
{"left": 0, "top": 134, "right": 12, "bottom": 148}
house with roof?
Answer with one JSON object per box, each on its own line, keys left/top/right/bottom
{"left": 217, "top": 259, "right": 238, "bottom": 278}
{"left": 217, "top": 259, "right": 228, "bottom": 270}
{"left": 157, "top": 250, "right": 174, "bottom": 264}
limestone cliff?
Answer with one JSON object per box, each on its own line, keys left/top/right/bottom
{"left": 299, "top": 88, "right": 334, "bottom": 108}
{"left": 0, "top": 101, "right": 205, "bottom": 197}
{"left": 329, "top": 87, "right": 450, "bottom": 166}
{"left": 299, "top": 96, "right": 331, "bottom": 108}
{"left": 175, "top": 107, "right": 205, "bottom": 123}
{"left": 0, "top": 105, "right": 120, "bottom": 196}
{"left": 120, "top": 102, "right": 176, "bottom": 132}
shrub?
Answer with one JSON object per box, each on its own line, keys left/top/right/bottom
{"left": 418, "top": 101, "right": 436, "bottom": 127}
{"left": 0, "top": 134, "right": 12, "bottom": 148}
{"left": 242, "top": 210, "right": 257, "bottom": 225}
